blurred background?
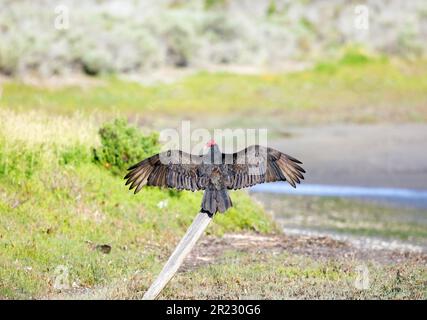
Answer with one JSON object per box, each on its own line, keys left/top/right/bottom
{"left": 0, "top": 0, "right": 426, "bottom": 299}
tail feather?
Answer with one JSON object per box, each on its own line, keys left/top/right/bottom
{"left": 202, "top": 189, "right": 232, "bottom": 216}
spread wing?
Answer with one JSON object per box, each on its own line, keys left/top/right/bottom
{"left": 124, "top": 150, "right": 206, "bottom": 194}
{"left": 225, "top": 145, "right": 305, "bottom": 190}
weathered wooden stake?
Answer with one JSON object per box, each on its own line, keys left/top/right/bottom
{"left": 143, "top": 211, "right": 212, "bottom": 300}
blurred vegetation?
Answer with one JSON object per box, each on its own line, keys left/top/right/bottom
{"left": 2, "top": 54, "right": 427, "bottom": 125}
{"left": 0, "top": 113, "right": 276, "bottom": 298}
{"left": 1, "top": 0, "right": 426, "bottom": 76}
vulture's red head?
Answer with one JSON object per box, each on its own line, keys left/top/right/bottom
{"left": 206, "top": 139, "right": 216, "bottom": 147}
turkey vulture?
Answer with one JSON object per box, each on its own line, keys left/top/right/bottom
{"left": 124, "top": 139, "right": 305, "bottom": 216}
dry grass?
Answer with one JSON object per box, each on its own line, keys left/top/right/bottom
{"left": 0, "top": 109, "right": 99, "bottom": 147}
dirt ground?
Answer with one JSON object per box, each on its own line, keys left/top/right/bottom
{"left": 272, "top": 123, "right": 427, "bottom": 190}
{"left": 184, "top": 233, "right": 427, "bottom": 272}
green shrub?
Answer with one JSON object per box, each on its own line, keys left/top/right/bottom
{"left": 315, "top": 47, "right": 380, "bottom": 73}
{"left": 204, "top": 0, "right": 227, "bottom": 10}
{"left": 339, "top": 48, "right": 371, "bottom": 65}
{"left": 93, "top": 119, "right": 160, "bottom": 175}
{"left": 266, "top": 1, "right": 277, "bottom": 17}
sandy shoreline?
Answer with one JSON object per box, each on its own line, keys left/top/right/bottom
{"left": 272, "top": 123, "right": 427, "bottom": 190}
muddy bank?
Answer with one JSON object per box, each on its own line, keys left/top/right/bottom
{"left": 272, "top": 123, "right": 427, "bottom": 190}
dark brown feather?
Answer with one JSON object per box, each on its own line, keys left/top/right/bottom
{"left": 125, "top": 145, "right": 305, "bottom": 215}
{"left": 224, "top": 145, "right": 305, "bottom": 190}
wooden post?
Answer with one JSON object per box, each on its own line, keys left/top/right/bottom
{"left": 143, "top": 211, "right": 212, "bottom": 300}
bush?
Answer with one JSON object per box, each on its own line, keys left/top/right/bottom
{"left": 339, "top": 48, "right": 371, "bottom": 65}
{"left": 93, "top": 119, "right": 160, "bottom": 175}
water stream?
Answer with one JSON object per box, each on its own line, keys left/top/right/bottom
{"left": 250, "top": 183, "right": 427, "bottom": 209}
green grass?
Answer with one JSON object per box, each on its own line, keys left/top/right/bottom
{"left": 2, "top": 57, "right": 427, "bottom": 125}
{"left": 0, "top": 164, "right": 275, "bottom": 299}
{"left": 0, "top": 113, "right": 276, "bottom": 299}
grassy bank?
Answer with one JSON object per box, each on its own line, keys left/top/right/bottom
{"left": 0, "top": 111, "right": 276, "bottom": 299}
{"left": 2, "top": 55, "right": 427, "bottom": 126}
